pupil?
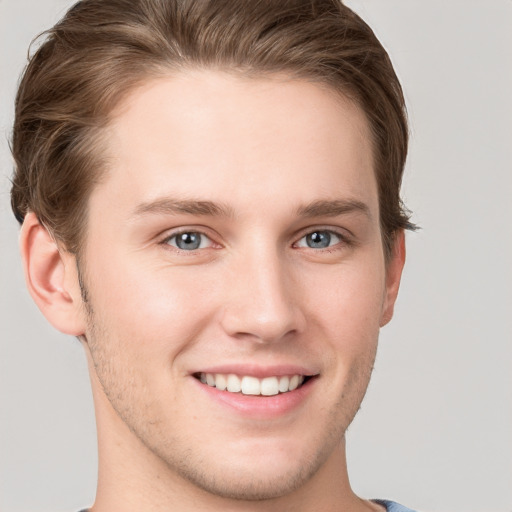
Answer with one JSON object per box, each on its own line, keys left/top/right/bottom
{"left": 307, "top": 231, "right": 330, "bottom": 248}
{"left": 177, "top": 232, "right": 200, "bottom": 250}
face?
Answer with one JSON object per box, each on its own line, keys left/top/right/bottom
{"left": 78, "top": 70, "right": 401, "bottom": 500}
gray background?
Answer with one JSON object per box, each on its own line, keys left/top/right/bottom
{"left": 1, "top": 1, "right": 511, "bottom": 511}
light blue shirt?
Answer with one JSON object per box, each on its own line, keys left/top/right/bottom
{"left": 373, "top": 499, "right": 418, "bottom": 512}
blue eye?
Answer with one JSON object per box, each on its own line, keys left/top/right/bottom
{"left": 296, "top": 230, "right": 342, "bottom": 249}
{"left": 166, "top": 232, "right": 212, "bottom": 251}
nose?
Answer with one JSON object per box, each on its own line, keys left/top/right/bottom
{"left": 219, "top": 247, "right": 305, "bottom": 343}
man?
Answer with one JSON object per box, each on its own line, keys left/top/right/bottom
{"left": 10, "top": 0, "right": 416, "bottom": 510}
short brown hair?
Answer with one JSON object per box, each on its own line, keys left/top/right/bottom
{"left": 11, "top": 0, "right": 414, "bottom": 258}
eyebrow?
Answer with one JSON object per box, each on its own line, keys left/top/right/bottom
{"left": 296, "top": 199, "right": 372, "bottom": 219}
{"left": 131, "top": 196, "right": 371, "bottom": 220}
{"left": 132, "top": 197, "right": 234, "bottom": 218}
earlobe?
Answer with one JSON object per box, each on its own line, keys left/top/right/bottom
{"left": 380, "top": 230, "right": 406, "bottom": 327}
{"left": 20, "top": 212, "right": 87, "bottom": 336}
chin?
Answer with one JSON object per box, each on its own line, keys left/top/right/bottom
{"left": 175, "top": 457, "right": 316, "bottom": 501}
{"left": 160, "top": 431, "right": 341, "bottom": 502}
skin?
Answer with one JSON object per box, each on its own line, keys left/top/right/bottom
{"left": 21, "top": 70, "right": 405, "bottom": 512}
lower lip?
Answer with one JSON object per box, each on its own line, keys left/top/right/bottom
{"left": 193, "top": 376, "right": 317, "bottom": 419}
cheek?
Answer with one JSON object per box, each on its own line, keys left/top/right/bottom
{"left": 84, "top": 252, "right": 218, "bottom": 361}
{"left": 308, "top": 259, "right": 386, "bottom": 332}
{"left": 304, "top": 259, "right": 385, "bottom": 375}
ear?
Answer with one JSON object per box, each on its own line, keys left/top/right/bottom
{"left": 19, "top": 212, "right": 87, "bottom": 336}
{"left": 380, "top": 230, "right": 406, "bottom": 327}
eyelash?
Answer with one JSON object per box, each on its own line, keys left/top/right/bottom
{"left": 159, "top": 228, "right": 351, "bottom": 253}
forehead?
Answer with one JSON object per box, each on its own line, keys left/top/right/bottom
{"left": 93, "top": 70, "right": 377, "bottom": 220}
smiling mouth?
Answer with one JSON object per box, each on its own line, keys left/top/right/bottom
{"left": 194, "top": 373, "right": 313, "bottom": 396}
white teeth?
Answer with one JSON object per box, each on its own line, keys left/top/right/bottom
{"left": 289, "top": 375, "right": 300, "bottom": 391}
{"left": 261, "top": 377, "right": 279, "bottom": 396}
{"left": 226, "top": 374, "right": 241, "bottom": 393}
{"left": 278, "top": 376, "right": 289, "bottom": 393}
{"left": 199, "top": 372, "right": 307, "bottom": 395}
{"left": 241, "top": 376, "right": 260, "bottom": 395}
{"left": 215, "top": 373, "right": 227, "bottom": 391}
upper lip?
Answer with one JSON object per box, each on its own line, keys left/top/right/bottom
{"left": 191, "top": 364, "right": 319, "bottom": 379}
